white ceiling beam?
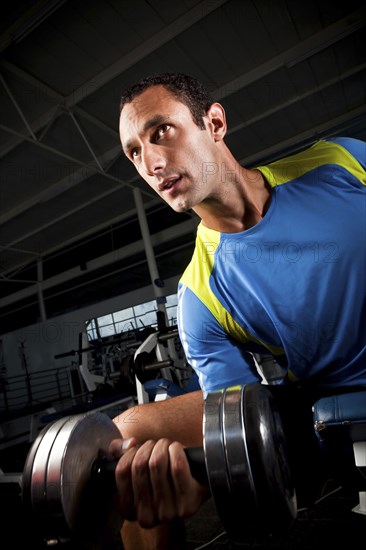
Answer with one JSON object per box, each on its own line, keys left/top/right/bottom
{"left": 32, "top": 198, "right": 160, "bottom": 262}
{"left": 0, "top": 142, "right": 121, "bottom": 226}
{"left": 0, "top": 60, "right": 118, "bottom": 157}
{"left": 1, "top": 59, "right": 365, "bottom": 252}
{"left": 0, "top": 0, "right": 228, "bottom": 157}
{"left": 67, "top": 109, "right": 104, "bottom": 172}
{"left": 3, "top": 57, "right": 365, "bottom": 227}
{"left": 213, "top": 5, "right": 366, "bottom": 101}
{"left": 0, "top": 72, "right": 37, "bottom": 140}
{"left": 63, "top": 0, "right": 229, "bottom": 108}
{"left": 0, "top": 3, "right": 365, "bottom": 273}
{"left": 0, "top": 0, "right": 68, "bottom": 53}
{"left": 0, "top": 244, "right": 39, "bottom": 257}
{"left": 239, "top": 104, "right": 366, "bottom": 167}
{"left": 0, "top": 218, "right": 198, "bottom": 308}
{"left": 0, "top": 161, "right": 133, "bottom": 253}
{"left": 0, "top": 124, "right": 156, "bottom": 219}
{"left": 1, "top": 3, "right": 364, "bottom": 160}
{"left": 227, "top": 62, "right": 366, "bottom": 136}
{"left": 0, "top": 197, "right": 160, "bottom": 278}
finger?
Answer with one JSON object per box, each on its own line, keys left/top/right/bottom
{"left": 109, "top": 437, "right": 138, "bottom": 459}
{"left": 168, "top": 441, "right": 209, "bottom": 517}
{"left": 149, "top": 438, "right": 177, "bottom": 522}
{"left": 168, "top": 442, "right": 192, "bottom": 497}
{"left": 131, "top": 440, "right": 158, "bottom": 528}
{"left": 115, "top": 445, "right": 139, "bottom": 521}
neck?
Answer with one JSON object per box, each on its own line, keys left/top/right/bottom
{"left": 194, "top": 165, "right": 271, "bottom": 233}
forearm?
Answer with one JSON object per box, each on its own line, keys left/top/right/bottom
{"left": 113, "top": 389, "right": 204, "bottom": 447}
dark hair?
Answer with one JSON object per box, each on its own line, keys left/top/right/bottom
{"left": 119, "top": 73, "right": 213, "bottom": 129}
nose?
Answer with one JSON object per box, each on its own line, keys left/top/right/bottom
{"left": 141, "top": 144, "right": 166, "bottom": 176}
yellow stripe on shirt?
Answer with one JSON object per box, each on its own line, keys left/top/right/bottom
{"left": 256, "top": 140, "right": 366, "bottom": 188}
{"left": 180, "top": 223, "right": 284, "bottom": 355}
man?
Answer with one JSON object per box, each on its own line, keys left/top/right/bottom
{"left": 112, "top": 73, "right": 366, "bottom": 547}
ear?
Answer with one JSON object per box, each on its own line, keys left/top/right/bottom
{"left": 205, "top": 102, "right": 227, "bottom": 142}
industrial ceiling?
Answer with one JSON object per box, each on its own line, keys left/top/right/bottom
{"left": 1, "top": 0, "right": 366, "bottom": 334}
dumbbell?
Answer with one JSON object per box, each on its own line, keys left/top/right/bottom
{"left": 21, "top": 383, "right": 297, "bottom": 547}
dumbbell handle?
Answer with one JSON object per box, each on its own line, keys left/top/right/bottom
{"left": 92, "top": 446, "right": 208, "bottom": 488}
{"left": 185, "top": 447, "right": 208, "bottom": 485}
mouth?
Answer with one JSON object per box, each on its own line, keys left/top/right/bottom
{"left": 159, "top": 176, "right": 182, "bottom": 193}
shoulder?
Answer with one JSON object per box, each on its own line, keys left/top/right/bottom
{"left": 177, "top": 282, "right": 222, "bottom": 333}
{"left": 324, "top": 137, "right": 366, "bottom": 169}
{"left": 179, "top": 222, "right": 221, "bottom": 292}
{"left": 256, "top": 137, "right": 366, "bottom": 187}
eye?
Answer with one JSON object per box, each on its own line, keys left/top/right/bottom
{"left": 131, "top": 148, "right": 140, "bottom": 160}
{"left": 156, "top": 124, "right": 171, "bottom": 139}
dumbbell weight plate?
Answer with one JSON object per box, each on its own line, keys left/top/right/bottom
{"left": 22, "top": 412, "right": 122, "bottom": 547}
{"left": 22, "top": 383, "right": 297, "bottom": 546}
{"left": 221, "top": 385, "right": 258, "bottom": 540}
{"left": 24, "top": 416, "right": 72, "bottom": 520}
{"left": 203, "top": 388, "right": 233, "bottom": 533}
{"left": 204, "top": 384, "right": 297, "bottom": 541}
{"left": 243, "top": 384, "right": 297, "bottom": 533}
{"left": 22, "top": 418, "right": 59, "bottom": 516}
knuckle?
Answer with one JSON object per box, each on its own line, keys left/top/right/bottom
{"left": 131, "top": 440, "right": 154, "bottom": 476}
{"left": 169, "top": 446, "right": 186, "bottom": 476}
{"left": 115, "top": 456, "right": 131, "bottom": 478}
{"left": 149, "top": 438, "right": 170, "bottom": 471}
{"left": 132, "top": 455, "right": 148, "bottom": 477}
{"left": 137, "top": 510, "right": 157, "bottom": 529}
{"left": 148, "top": 454, "right": 161, "bottom": 474}
{"left": 158, "top": 509, "right": 175, "bottom": 523}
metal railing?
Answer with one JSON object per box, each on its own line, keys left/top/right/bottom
{"left": 0, "top": 365, "right": 85, "bottom": 416}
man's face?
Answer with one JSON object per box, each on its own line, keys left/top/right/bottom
{"left": 119, "top": 85, "right": 219, "bottom": 213}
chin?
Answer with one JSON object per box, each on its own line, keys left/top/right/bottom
{"left": 170, "top": 198, "right": 191, "bottom": 213}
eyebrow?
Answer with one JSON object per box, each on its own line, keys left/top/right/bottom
{"left": 143, "top": 114, "right": 167, "bottom": 133}
{"left": 123, "top": 114, "right": 168, "bottom": 155}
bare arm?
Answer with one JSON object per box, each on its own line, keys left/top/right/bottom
{"left": 113, "top": 389, "right": 204, "bottom": 447}
{"left": 110, "top": 389, "right": 209, "bottom": 528}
